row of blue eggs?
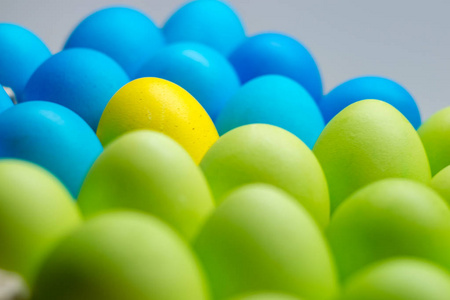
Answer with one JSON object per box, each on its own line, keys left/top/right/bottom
{"left": 0, "top": 0, "right": 422, "bottom": 198}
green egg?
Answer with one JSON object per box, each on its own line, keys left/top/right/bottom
{"left": 431, "top": 165, "right": 450, "bottom": 207}
{"left": 326, "top": 178, "right": 450, "bottom": 282}
{"left": 194, "top": 184, "right": 338, "bottom": 300}
{"left": 0, "top": 160, "right": 81, "bottom": 285}
{"left": 200, "top": 124, "right": 329, "bottom": 228}
{"left": 229, "top": 292, "right": 302, "bottom": 300}
{"left": 418, "top": 107, "right": 450, "bottom": 175}
{"left": 339, "top": 258, "right": 450, "bottom": 300}
{"left": 32, "top": 211, "right": 210, "bottom": 300}
{"left": 313, "top": 100, "right": 430, "bottom": 212}
{"left": 77, "top": 130, "right": 214, "bottom": 240}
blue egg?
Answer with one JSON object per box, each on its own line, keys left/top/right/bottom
{"left": 22, "top": 48, "right": 129, "bottom": 130}
{"left": 163, "top": 0, "right": 246, "bottom": 56}
{"left": 65, "top": 6, "right": 165, "bottom": 78}
{"left": 0, "top": 101, "right": 102, "bottom": 197}
{"left": 229, "top": 33, "right": 323, "bottom": 103}
{"left": 216, "top": 75, "right": 324, "bottom": 148}
{"left": 0, "top": 23, "right": 51, "bottom": 101}
{"left": 136, "top": 42, "right": 240, "bottom": 120}
{"left": 0, "top": 88, "right": 13, "bottom": 114}
{"left": 319, "top": 76, "right": 421, "bottom": 129}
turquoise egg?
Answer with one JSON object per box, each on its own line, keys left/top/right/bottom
{"left": 0, "top": 87, "right": 13, "bottom": 114}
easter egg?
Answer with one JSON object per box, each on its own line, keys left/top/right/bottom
{"left": 215, "top": 75, "right": 324, "bottom": 148}
{"left": 319, "top": 76, "right": 421, "bottom": 128}
{"left": 339, "top": 258, "right": 450, "bottom": 300}
{"left": 418, "top": 107, "right": 450, "bottom": 175}
{"left": 326, "top": 178, "right": 450, "bottom": 282}
{"left": 78, "top": 130, "right": 214, "bottom": 240}
{"left": 430, "top": 165, "right": 450, "bottom": 207}
{"left": 313, "top": 100, "right": 430, "bottom": 212}
{"left": 0, "top": 160, "right": 81, "bottom": 285}
{"left": 229, "top": 33, "right": 322, "bottom": 102}
{"left": 136, "top": 42, "right": 240, "bottom": 121}
{"left": 97, "top": 77, "right": 218, "bottom": 164}
{"left": 163, "top": 0, "right": 245, "bottom": 56}
{"left": 229, "top": 292, "right": 301, "bottom": 300}
{"left": 0, "top": 101, "right": 103, "bottom": 197}
{"left": 0, "top": 86, "right": 13, "bottom": 113}
{"left": 194, "top": 184, "right": 338, "bottom": 300}
{"left": 0, "top": 23, "right": 51, "bottom": 100}
{"left": 32, "top": 211, "right": 209, "bottom": 300}
{"left": 22, "top": 48, "right": 129, "bottom": 130}
{"left": 65, "top": 6, "right": 165, "bottom": 77}
{"left": 200, "top": 124, "right": 329, "bottom": 227}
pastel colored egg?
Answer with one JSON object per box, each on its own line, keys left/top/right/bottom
{"left": 0, "top": 160, "right": 81, "bottom": 285}
{"left": 430, "top": 165, "right": 450, "bottom": 207}
{"left": 0, "top": 23, "right": 51, "bottom": 101}
{"left": 163, "top": 0, "right": 245, "bottom": 56}
{"left": 97, "top": 77, "right": 218, "bottom": 164}
{"left": 319, "top": 76, "right": 421, "bottom": 128}
{"left": 32, "top": 211, "right": 210, "bottom": 300}
{"left": 313, "top": 100, "right": 430, "bottom": 212}
{"left": 0, "top": 101, "right": 103, "bottom": 197}
{"left": 200, "top": 124, "right": 330, "bottom": 228}
{"left": 22, "top": 48, "right": 129, "bottom": 130}
{"left": 216, "top": 75, "right": 324, "bottom": 148}
{"left": 78, "top": 130, "right": 214, "bottom": 240}
{"left": 0, "top": 87, "right": 13, "bottom": 113}
{"left": 229, "top": 33, "right": 322, "bottom": 102}
{"left": 339, "top": 258, "right": 450, "bottom": 300}
{"left": 418, "top": 107, "right": 450, "bottom": 175}
{"left": 136, "top": 42, "right": 240, "bottom": 121}
{"left": 65, "top": 6, "right": 165, "bottom": 77}
{"left": 229, "top": 293, "right": 302, "bottom": 300}
{"left": 194, "top": 184, "right": 338, "bottom": 300}
{"left": 326, "top": 178, "right": 450, "bottom": 282}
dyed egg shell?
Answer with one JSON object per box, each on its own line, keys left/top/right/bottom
{"left": 319, "top": 76, "right": 421, "bottom": 128}
{"left": 200, "top": 124, "right": 329, "bottom": 228}
{"left": 22, "top": 48, "right": 129, "bottom": 130}
{"left": 430, "top": 165, "right": 450, "bottom": 207}
{"left": 65, "top": 6, "right": 164, "bottom": 77}
{"left": 340, "top": 258, "right": 450, "bottom": 300}
{"left": 32, "top": 211, "right": 209, "bottom": 300}
{"left": 0, "top": 87, "right": 13, "bottom": 113}
{"left": 229, "top": 33, "right": 322, "bottom": 102}
{"left": 136, "top": 42, "right": 240, "bottom": 121}
{"left": 0, "top": 101, "right": 103, "bottom": 197}
{"left": 313, "top": 100, "right": 430, "bottom": 212}
{"left": 326, "top": 178, "right": 450, "bottom": 282}
{"left": 0, "top": 160, "right": 81, "bottom": 285}
{"left": 163, "top": 0, "right": 245, "bottom": 56}
{"left": 78, "top": 130, "right": 214, "bottom": 240}
{"left": 97, "top": 77, "right": 218, "bottom": 164}
{"left": 418, "top": 107, "right": 450, "bottom": 175}
{"left": 229, "top": 292, "right": 302, "bottom": 300}
{"left": 194, "top": 184, "right": 338, "bottom": 300}
{"left": 0, "top": 23, "right": 51, "bottom": 100}
{"left": 216, "top": 75, "right": 324, "bottom": 148}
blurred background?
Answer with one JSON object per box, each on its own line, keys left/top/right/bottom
{"left": 1, "top": 0, "right": 448, "bottom": 120}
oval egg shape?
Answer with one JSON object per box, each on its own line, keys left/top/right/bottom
{"left": 430, "top": 165, "right": 450, "bottom": 207}
{"left": 0, "top": 87, "right": 13, "bottom": 114}
{"left": 97, "top": 77, "right": 219, "bottom": 164}
{"left": 313, "top": 99, "right": 430, "bottom": 212}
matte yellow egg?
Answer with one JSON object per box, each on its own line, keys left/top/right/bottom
{"left": 97, "top": 77, "right": 219, "bottom": 163}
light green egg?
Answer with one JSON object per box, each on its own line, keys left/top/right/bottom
{"left": 200, "top": 124, "right": 329, "bottom": 228}
{"left": 339, "top": 258, "right": 450, "bottom": 300}
{"left": 431, "top": 165, "right": 450, "bottom": 207}
{"left": 77, "top": 130, "right": 214, "bottom": 240}
{"left": 32, "top": 211, "right": 210, "bottom": 300}
{"left": 0, "top": 160, "right": 81, "bottom": 285}
{"left": 229, "top": 292, "right": 302, "bottom": 300}
{"left": 418, "top": 107, "right": 450, "bottom": 175}
{"left": 326, "top": 178, "right": 450, "bottom": 282}
{"left": 313, "top": 100, "right": 430, "bottom": 212}
{"left": 194, "top": 184, "right": 338, "bottom": 300}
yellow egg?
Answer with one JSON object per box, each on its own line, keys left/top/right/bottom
{"left": 97, "top": 77, "right": 219, "bottom": 163}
